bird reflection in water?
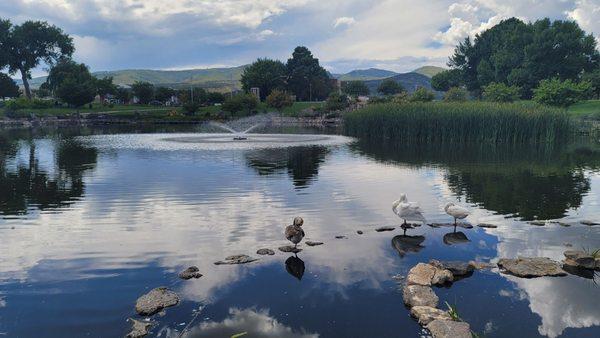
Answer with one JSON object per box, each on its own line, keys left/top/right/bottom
{"left": 391, "top": 235, "right": 425, "bottom": 257}
{"left": 285, "top": 255, "right": 305, "bottom": 281}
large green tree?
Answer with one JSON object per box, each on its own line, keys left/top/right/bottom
{"left": 431, "top": 69, "right": 463, "bottom": 91}
{"left": 0, "top": 73, "right": 19, "bottom": 99}
{"left": 241, "top": 58, "right": 287, "bottom": 100}
{"left": 286, "top": 46, "right": 332, "bottom": 101}
{"left": 0, "top": 19, "right": 74, "bottom": 99}
{"left": 449, "top": 18, "right": 599, "bottom": 98}
{"left": 582, "top": 68, "right": 600, "bottom": 99}
{"left": 377, "top": 78, "right": 403, "bottom": 96}
{"left": 47, "top": 59, "right": 96, "bottom": 107}
{"left": 95, "top": 77, "right": 117, "bottom": 101}
{"left": 131, "top": 81, "right": 155, "bottom": 104}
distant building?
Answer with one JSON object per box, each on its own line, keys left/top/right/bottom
{"left": 250, "top": 87, "right": 260, "bottom": 100}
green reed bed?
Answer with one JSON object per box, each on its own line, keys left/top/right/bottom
{"left": 344, "top": 102, "right": 572, "bottom": 144}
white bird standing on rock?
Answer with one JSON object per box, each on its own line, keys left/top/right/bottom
{"left": 285, "top": 217, "right": 305, "bottom": 248}
{"left": 444, "top": 202, "right": 470, "bottom": 226}
{"left": 392, "top": 194, "right": 426, "bottom": 225}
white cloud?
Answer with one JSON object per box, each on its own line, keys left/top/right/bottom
{"left": 567, "top": 0, "right": 600, "bottom": 45}
{"left": 333, "top": 17, "right": 356, "bottom": 28}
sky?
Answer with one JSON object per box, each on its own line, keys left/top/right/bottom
{"left": 1, "top": 0, "right": 599, "bottom": 77}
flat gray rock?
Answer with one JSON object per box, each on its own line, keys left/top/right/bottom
{"left": 278, "top": 245, "right": 302, "bottom": 253}
{"left": 410, "top": 306, "right": 452, "bottom": 325}
{"left": 497, "top": 257, "right": 567, "bottom": 278}
{"left": 430, "top": 260, "right": 474, "bottom": 277}
{"left": 135, "top": 287, "right": 179, "bottom": 316}
{"left": 428, "top": 223, "right": 473, "bottom": 229}
{"left": 178, "top": 266, "right": 203, "bottom": 280}
{"left": 443, "top": 232, "right": 470, "bottom": 245}
{"left": 403, "top": 285, "right": 439, "bottom": 308}
{"left": 468, "top": 261, "right": 494, "bottom": 270}
{"left": 407, "top": 263, "right": 436, "bottom": 286}
{"left": 581, "top": 220, "right": 599, "bottom": 226}
{"left": 335, "top": 235, "right": 347, "bottom": 239}
{"left": 126, "top": 318, "right": 153, "bottom": 338}
{"left": 214, "top": 254, "right": 259, "bottom": 265}
{"left": 256, "top": 248, "right": 275, "bottom": 255}
{"left": 528, "top": 221, "right": 546, "bottom": 226}
{"left": 375, "top": 226, "right": 395, "bottom": 232}
{"left": 305, "top": 241, "right": 324, "bottom": 246}
{"left": 426, "top": 319, "right": 471, "bottom": 338}
{"left": 563, "top": 250, "right": 596, "bottom": 270}
{"left": 477, "top": 223, "right": 498, "bottom": 228}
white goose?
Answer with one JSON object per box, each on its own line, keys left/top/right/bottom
{"left": 444, "top": 202, "right": 470, "bottom": 226}
{"left": 392, "top": 194, "right": 426, "bottom": 225}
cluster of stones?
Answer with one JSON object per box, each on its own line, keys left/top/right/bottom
{"left": 402, "top": 261, "right": 480, "bottom": 338}
{"left": 563, "top": 250, "right": 600, "bottom": 270}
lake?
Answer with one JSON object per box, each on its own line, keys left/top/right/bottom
{"left": 0, "top": 125, "right": 599, "bottom": 338}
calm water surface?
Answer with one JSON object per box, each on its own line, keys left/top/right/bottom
{"left": 0, "top": 126, "right": 599, "bottom": 338}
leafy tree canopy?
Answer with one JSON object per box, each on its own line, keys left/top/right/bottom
{"left": 241, "top": 58, "right": 287, "bottom": 100}
{"left": 377, "top": 79, "right": 404, "bottom": 95}
{"left": 342, "top": 81, "right": 369, "bottom": 97}
{"left": 431, "top": 69, "right": 463, "bottom": 92}
{"left": 286, "top": 46, "right": 332, "bottom": 101}
{"left": 0, "top": 72, "right": 20, "bottom": 99}
{"left": 131, "top": 81, "right": 155, "bottom": 104}
{"left": 48, "top": 60, "right": 96, "bottom": 107}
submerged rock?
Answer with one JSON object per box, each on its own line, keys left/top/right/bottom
{"left": 375, "top": 226, "right": 395, "bottom": 232}
{"left": 563, "top": 250, "right": 596, "bottom": 270}
{"left": 410, "top": 306, "right": 452, "bottom": 325}
{"left": 256, "top": 248, "right": 275, "bottom": 255}
{"left": 426, "top": 319, "right": 471, "bottom": 338}
{"left": 135, "top": 287, "right": 179, "bottom": 316}
{"left": 278, "top": 245, "right": 302, "bottom": 253}
{"left": 126, "top": 318, "right": 153, "bottom": 338}
{"left": 403, "top": 285, "right": 439, "bottom": 308}
{"left": 581, "top": 220, "right": 599, "bottom": 226}
{"left": 442, "top": 232, "right": 470, "bottom": 245}
{"left": 178, "top": 266, "right": 203, "bottom": 280}
{"left": 477, "top": 223, "right": 498, "bottom": 228}
{"left": 430, "top": 260, "right": 474, "bottom": 277}
{"left": 497, "top": 257, "right": 567, "bottom": 278}
{"left": 214, "top": 254, "right": 258, "bottom": 265}
{"left": 305, "top": 241, "right": 324, "bottom": 246}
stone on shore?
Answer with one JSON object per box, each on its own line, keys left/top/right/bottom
{"left": 563, "top": 250, "right": 596, "bottom": 270}
{"left": 305, "top": 241, "right": 324, "bottom": 246}
{"left": 126, "top": 318, "right": 153, "bottom": 338}
{"left": 426, "top": 319, "right": 471, "bottom": 338}
{"left": 497, "top": 257, "right": 567, "bottom": 278}
{"left": 256, "top": 248, "right": 275, "bottom": 255}
{"left": 214, "top": 254, "right": 258, "bottom": 265}
{"left": 410, "top": 306, "right": 452, "bottom": 325}
{"left": 375, "top": 226, "right": 395, "bottom": 232}
{"left": 178, "top": 266, "right": 203, "bottom": 280}
{"left": 135, "top": 287, "right": 179, "bottom": 316}
{"left": 403, "top": 285, "right": 439, "bottom": 308}
{"left": 278, "top": 246, "right": 302, "bottom": 253}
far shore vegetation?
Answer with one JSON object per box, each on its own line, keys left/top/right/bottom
{"left": 0, "top": 16, "right": 599, "bottom": 139}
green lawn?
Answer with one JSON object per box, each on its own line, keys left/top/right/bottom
{"left": 568, "top": 100, "right": 600, "bottom": 120}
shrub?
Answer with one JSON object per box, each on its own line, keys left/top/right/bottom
{"left": 342, "top": 81, "right": 370, "bottom": 97}
{"left": 391, "top": 92, "right": 410, "bottom": 104}
{"left": 266, "top": 89, "right": 293, "bottom": 111}
{"left": 182, "top": 102, "right": 200, "bottom": 116}
{"left": 483, "top": 82, "right": 521, "bottom": 102}
{"left": 443, "top": 87, "right": 468, "bottom": 102}
{"left": 4, "top": 97, "right": 53, "bottom": 111}
{"left": 377, "top": 79, "right": 404, "bottom": 96}
{"left": 410, "top": 87, "right": 435, "bottom": 102}
{"left": 222, "top": 93, "right": 258, "bottom": 116}
{"left": 533, "top": 78, "right": 592, "bottom": 107}
{"left": 325, "top": 92, "right": 350, "bottom": 111}
{"left": 56, "top": 77, "right": 97, "bottom": 107}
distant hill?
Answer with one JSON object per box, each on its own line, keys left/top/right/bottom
{"left": 364, "top": 72, "right": 442, "bottom": 97}
{"left": 333, "top": 68, "right": 398, "bottom": 81}
{"left": 413, "top": 66, "right": 446, "bottom": 78}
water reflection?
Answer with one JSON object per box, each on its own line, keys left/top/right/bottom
{"left": 443, "top": 231, "right": 470, "bottom": 245}
{"left": 352, "top": 140, "right": 599, "bottom": 220}
{"left": 245, "top": 146, "right": 329, "bottom": 189}
{"left": 285, "top": 255, "right": 306, "bottom": 281}
{"left": 176, "top": 308, "right": 318, "bottom": 338}
{"left": 391, "top": 235, "right": 425, "bottom": 257}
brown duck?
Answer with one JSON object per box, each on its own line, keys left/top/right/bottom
{"left": 285, "top": 217, "right": 305, "bottom": 248}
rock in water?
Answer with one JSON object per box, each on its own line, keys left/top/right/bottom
{"left": 497, "top": 257, "right": 567, "bottom": 278}
{"left": 357, "top": 230, "right": 364, "bottom": 235}
{"left": 426, "top": 319, "right": 471, "bottom": 338}
{"left": 392, "top": 235, "right": 425, "bottom": 257}
{"left": 563, "top": 250, "right": 596, "bottom": 270}
{"left": 430, "top": 260, "right": 474, "bottom": 277}
{"left": 214, "top": 255, "right": 258, "bottom": 265}
{"left": 442, "top": 232, "right": 470, "bottom": 245}
{"left": 335, "top": 235, "right": 347, "bottom": 239}
{"left": 407, "top": 263, "right": 436, "bottom": 286}
{"left": 278, "top": 245, "right": 302, "bottom": 253}
{"left": 178, "top": 266, "right": 202, "bottom": 280}
{"left": 410, "top": 306, "right": 452, "bottom": 325}
{"left": 528, "top": 221, "right": 546, "bottom": 226}
{"left": 431, "top": 268, "right": 453, "bottom": 285}
{"left": 126, "top": 318, "right": 153, "bottom": 338}
{"left": 375, "top": 226, "right": 395, "bottom": 232}
{"left": 135, "top": 287, "right": 179, "bottom": 316}
{"left": 477, "top": 223, "right": 498, "bottom": 228}
{"left": 581, "top": 220, "right": 599, "bottom": 226}
{"left": 403, "top": 285, "right": 439, "bottom": 308}
{"left": 256, "top": 248, "right": 275, "bottom": 255}
{"left": 305, "top": 241, "right": 324, "bottom": 246}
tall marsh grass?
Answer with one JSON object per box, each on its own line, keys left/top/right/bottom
{"left": 344, "top": 102, "right": 572, "bottom": 144}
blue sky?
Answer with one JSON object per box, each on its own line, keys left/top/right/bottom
{"left": 1, "top": 0, "right": 599, "bottom": 77}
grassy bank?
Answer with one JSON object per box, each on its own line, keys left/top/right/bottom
{"left": 344, "top": 102, "right": 572, "bottom": 144}
{"left": 568, "top": 100, "right": 600, "bottom": 120}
